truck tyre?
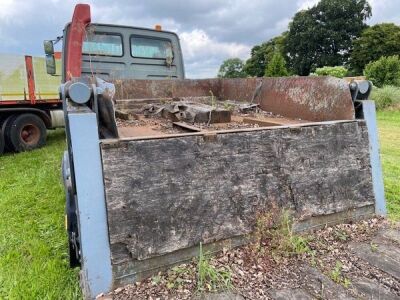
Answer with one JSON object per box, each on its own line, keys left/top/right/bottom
{"left": 62, "top": 152, "right": 81, "bottom": 268}
{"left": 66, "top": 191, "right": 80, "bottom": 268}
{"left": 8, "top": 114, "right": 47, "bottom": 152}
{"left": 0, "top": 129, "right": 4, "bottom": 155}
{"left": 2, "top": 114, "right": 18, "bottom": 152}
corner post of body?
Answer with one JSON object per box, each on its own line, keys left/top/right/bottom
{"left": 359, "top": 100, "right": 386, "bottom": 216}
{"left": 63, "top": 81, "right": 113, "bottom": 299}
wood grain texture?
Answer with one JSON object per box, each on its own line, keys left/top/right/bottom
{"left": 101, "top": 121, "right": 374, "bottom": 265}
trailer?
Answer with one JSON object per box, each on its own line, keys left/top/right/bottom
{"left": 49, "top": 4, "right": 386, "bottom": 299}
{"left": 0, "top": 54, "right": 63, "bottom": 154}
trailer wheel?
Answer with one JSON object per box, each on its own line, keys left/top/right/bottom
{"left": 0, "top": 129, "right": 4, "bottom": 155}
{"left": 8, "top": 114, "right": 47, "bottom": 152}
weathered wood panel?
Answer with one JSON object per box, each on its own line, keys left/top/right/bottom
{"left": 101, "top": 121, "right": 374, "bottom": 267}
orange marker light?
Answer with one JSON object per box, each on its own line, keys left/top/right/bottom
{"left": 155, "top": 24, "right": 162, "bottom": 31}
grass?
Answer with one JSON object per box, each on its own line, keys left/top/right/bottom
{"left": 0, "top": 129, "right": 81, "bottom": 299}
{"left": 254, "top": 209, "right": 311, "bottom": 260}
{"left": 377, "top": 110, "right": 400, "bottom": 220}
{"left": 196, "top": 243, "right": 232, "bottom": 292}
{"left": 372, "top": 85, "right": 400, "bottom": 110}
{"left": 0, "top": 110, "right": 398, "bottom": 299}
{"left": 329, "top": 261, "right": 351, "bottom": 288}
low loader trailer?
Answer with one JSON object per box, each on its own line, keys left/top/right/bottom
{"left": 52, "top": 4, "right": 386, "bottom": 299}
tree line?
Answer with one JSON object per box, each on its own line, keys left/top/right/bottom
{"left": 218, "top": 0, "right": 400, "bottom": 82}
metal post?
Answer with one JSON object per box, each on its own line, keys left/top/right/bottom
{"left": 361, "top": 100, "right": 386, "bottom": 216}
{"left": 68, "top": 108, "right": 113, "bottom": 299}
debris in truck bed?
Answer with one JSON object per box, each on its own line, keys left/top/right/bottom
{"left": 101, "top": 218, "right": 400, "bottom": 300}
{"left": 115, "top": 99, "right": 304, "bottom": 138}
{"left": 143, "top": 102, "right": 232, "bottom": 124}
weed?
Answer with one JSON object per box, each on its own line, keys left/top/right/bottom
{"left": 329, "top": 261, "right": 352, "bottom": 288}
{"left": 330, "top": 261, "right": 343, "bottom": 283}
{"left": 343, "top": 277, "right": 352, "bottom": 289}
{"left": 166, "top": 282, "right": 175, "bottom": 289}
{"left": 197, "top": 243, "right": 232, "bottom": 292}
{"left": 209, "top": 90, "right": 217, "bottom": 109}
{"left": 370, "top": 242, "right": 378, "bottom": 252}
{"left": 253, "top": 208, "right": 311, "bottom": 260}
{"left": 309, "top": 250, "right": 317, "bottom": 267}
{"left": 334, "top": 229, "right": 349, "bottom": 241}
{"left": 151, "top": 274, "right": 162, "bottom": 285}
{"left": 165, "top": 264, "right": 193, "bottom": 290}
{"left": 223, "top": 102, "right": 235, "bottom": 111}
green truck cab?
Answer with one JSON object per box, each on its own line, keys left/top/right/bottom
{"left": 46, "top": 23, "right": 185, "bottom": 82}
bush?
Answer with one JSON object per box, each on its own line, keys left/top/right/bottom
{"left": 265, "top": 52, "right": 289, "bottom": 77}
{"left": 314, "top": 66, "right": 348, "bottom": 78}
{"left": 371, "top": 85, "right": 400, "bottom": 110}
{"left": 364, "top": 56, "right": 400, "bottom": 88}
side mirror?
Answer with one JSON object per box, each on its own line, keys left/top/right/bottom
{"left": 43, "top": 40, "right": 54, "bottom": 55}
{"left": 44, "top": 40, "right": 56, "bottom": 75}
{"left": 45, "top": 55, "right": 56, "bottom": 75}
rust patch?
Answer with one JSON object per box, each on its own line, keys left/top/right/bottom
{"left": 112, "top": 77, "right": 355, "bottom": 123}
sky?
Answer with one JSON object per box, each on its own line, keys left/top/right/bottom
{"left": 0, "top": 0, "right": 399, "bottom": 78}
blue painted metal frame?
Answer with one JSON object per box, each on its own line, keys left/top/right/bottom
{"left": 68, "top": 109, "right": 113, "bottom": 299}
{"left": 361, "top": 100, "right": 387, "bottom": 216}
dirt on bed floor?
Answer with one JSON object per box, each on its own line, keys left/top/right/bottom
{"left": 116, "top": 100, "right": 306, "bottom": 138}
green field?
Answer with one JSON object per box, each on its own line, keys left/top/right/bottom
{"left": 0, "top": 130, "right": 81, "bottom": 299}
{"left": 0, "top": 112, "right": 399, "bottom": 299}
{"left": 377, "top": 111, "right": 400, "bottom": 220}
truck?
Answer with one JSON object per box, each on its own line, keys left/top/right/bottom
{"left": 0, "top": 53, "right": 63, "bottom": 154}
{"left": 48, "top": 4, "right": 385, "bottom": 299}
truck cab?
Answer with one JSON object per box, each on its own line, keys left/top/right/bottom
{"left": 47, "top": 21, "right": 185, "bottom": 82}
{"left": 74, "top": 24, "right": 185, "bottom": 81}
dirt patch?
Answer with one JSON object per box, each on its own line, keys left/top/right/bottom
{"left": 99, "top": 218, "right": 400, "bottom": 300}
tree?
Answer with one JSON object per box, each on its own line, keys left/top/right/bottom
{"left": 244, "top": 34, "right": 287, "bottom": 77}
{"left": 350, "top": 23, "right": 400, "bottom": 74}
{"left": 217, "top": 58, "right": 247, "bottom": 78}
{"left": 265, "top": 52, "right": 289, "bottom": 77}
{"left": 364, "top": 55, "right": 400, "bottom": 87}
{"left": 285, "top": 0, "right": 371, "bottom": 75}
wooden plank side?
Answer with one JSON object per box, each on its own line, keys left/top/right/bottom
{"left": 101, "top": 121, "right": 374, "bottom": 265}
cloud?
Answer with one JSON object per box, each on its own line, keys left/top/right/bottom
{"left": 0, "top": 0, "right": 399, "bottom": 78}
{"left": 180, "top": 29, "right": 250, "bottom": 78}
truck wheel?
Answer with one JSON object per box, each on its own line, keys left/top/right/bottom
{"left": 0, "top": 129, "right": 4, "bottom": 155}
{"left": 66, "top": 189, "right": 81, "bottom": 267}
{"left": 2, "top": 114, "right": 18, "bottom": 152}
{"left": 8, "top": 114, "right": 47, "bottom": 152}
